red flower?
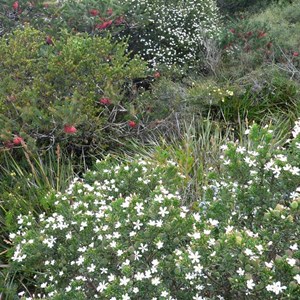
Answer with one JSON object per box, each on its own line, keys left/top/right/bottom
{"left": 258, "top": 31, "right": 267, "bottom": 38}
{"left": 266, "top": 42, "right": 272, "bottom": 49}
{"left": 107, "top": 8, "right": 113, "bottom": 16}
{"left": 293, "top": 51, "right": 299, "bottom": 57}
{"left": 114, "top": 16, "right": 125, "bottom": 26}
{"left": 128, "top": 120, "right": 137, "bottom": 128}
{"left": 96, "top": 20, "right": 113, "bottom": 30}
{"left": 229, "top": 28, "right": 235, "bottom": 34}
{"left": 13, "top": 136, "right": 23, "bottom": 145}
{"left": 246, "top": 31, "right": 253, "bottom": 38}
{"left": 64, "top": 125, "right": 77, "bottom": 134}
{"left": 46, "top": 36, "right": 53, "bottom": 45}
{"left": 100, "top": 97, "right": 111, "bottom": 105}
{"left": 154, "top": 71, "right": 161, "bottom": 78}
{"left": 89, "top": 9, "right": 99, "bottom": 16}
{"left": 12, "top": 1, "right": 19, "bottom": 10}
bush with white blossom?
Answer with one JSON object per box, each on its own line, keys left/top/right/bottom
{"left": 8, "top": 120, "right": 300, "bottom": 299}
{"left": 122, "top": 0, "right": 221, "bottom": 69}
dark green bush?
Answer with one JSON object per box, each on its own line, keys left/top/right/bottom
{"left": 0, "top": 26, "right": 147, "bottom": 155}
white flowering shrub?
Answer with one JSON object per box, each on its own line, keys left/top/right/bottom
{"left": 122, "top": 0, "right": 221, "bottom": 69}
{"left": 8, "top": 121, "right": 300, "bottom": 299}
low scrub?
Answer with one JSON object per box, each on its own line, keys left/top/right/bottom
{"left": 6, "top": 120, "right": 300, "bottom": 299}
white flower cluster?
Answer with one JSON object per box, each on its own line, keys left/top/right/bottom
{"left": 123, "top": 0, "right": 221, "bottom": 68}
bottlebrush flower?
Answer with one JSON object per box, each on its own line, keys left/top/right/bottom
{"left": 100, "top": 97, "right": 111, "bottom": 105}
{"left": 266, "top": 42, "right": 272, "bottom": 49}
{"left": 154, "top": 71, "right": 161, "bottom": 78}
{"left": 12, "top": 1, "right": 19, "bottom": 10}
{"left": 114, "top": 16, "right": 125, "bottom": 26}
{"left": 293, "top": 52, "right": 299, "bottom": 57}
{"left": 96, "top": 20, "right": 112, "bottom": 30}
{"left": 246, "top": 31, "right": 253, "bottom": 38}
{"left": 258, "top": 31, "right": 267, "bottom": 38}
{"left": 107, "top": 8, "right": 113, "bottom": 16}
{"left": 64, "top": 125, "right": 77, "bottom": 134}
{"left": 89, "top": 9, "right": 99, "bottom": 16}
{"left": 13, "top": 136, "right": 23, "bottom": 145}
{"left": 128, "top": 120, "right": 137, "bottom": 128}
{"left": 46, "top": 36, "right": 53, "bottom": 45}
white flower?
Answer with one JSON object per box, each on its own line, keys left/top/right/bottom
{"left": 122, "top": 294, "right": 130, "bottom": 300}
{"left": 290, "top": 243, "right": 298, "bottom": 251}
{"left": 208, "top": 218, "right": 219, "bottom": 226}
{"left": 96, "top": 281, "right": 108, "bottom": 292}
{"left": 139, "top": 243, "right": 148, "bottom": 253}
{"left": 246, "top": 279, "right": 255, "bottom": 290}
{"left": 134, "top": 272, "right": 144, "bottom": 281}
{"left": 236, "top": 268, "right": 245, "bottom": 276}
{"left": 266, "top": 281, "right": 287, "bottom": 295}
{"left": 189, "top": 251, "right": 201, "bottom": 264}
{"left": 120, "top": 276, "right": 130, "bottom": 286}
{"left": 158, "top": 207, "right": 169, "bottom": 217}
{"left": 133, "top": 220, "right": 143, "bottom": 230}
{"left": 108, "top": 274, "right": 115, "bottom": 282}
{"left": 265, "top": 261, "right": 273, "bottom": 269}
{"left": 193, "top": 293, "right": 206, "bottom": 300}
{"left": 151, "top": 277, "right": 161, "bottom": 286}
{"left": 286, "top": 258, "right": 296, "bottom": 267}
{"left": 134, "top": 250, "right": 142, "bottom": 261}
{"left": 244, "top": 248, "right": 254, "bottom": 256}
{"left": 87, "top": 263, "right": 96, "bottom": 272}
{"left": 161, "top": 291, "right": 168, "bottom": 297}
{"left": 156, "top": 240, "right": 164, "bottom": 249}
{"left": 294, "top": 274, "right": 300, "bottom": 284}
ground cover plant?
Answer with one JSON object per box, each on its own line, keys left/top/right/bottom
{"left": 1, "top": 0, "right": 300, "bottom": 299}
{"left": 6, "top": 121, "right": 300, "bottom": 299}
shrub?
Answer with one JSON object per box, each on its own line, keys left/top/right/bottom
{"left": 0, "top": 0, "right": 60, "bottom": 36}
{"left": 218, "top": 68, "right": 300, "bottom": 124}
{"left": 7, "top": 120, "right": 300, "bottom": 299}
{"left": 121, "top": 0, "right": 221, "bottom": 70}
{"left": 0, "top": 26, "right": 147, "bottom": 154}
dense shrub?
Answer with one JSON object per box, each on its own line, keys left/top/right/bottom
{"left": 0, "top": 0, "right": 60, "bottom": 36}
{"left": 7, "top": 120, "right": 300, "bottom": 299}
{"left": 120, "top": 0, "right": 221, "bottom": 70}
{"left": 0, "top": 26, "right": 147, "bottom": 154}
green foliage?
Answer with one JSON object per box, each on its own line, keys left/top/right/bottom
{"left": 0, "top": 0, "right": 60, "bottom": 36}
{"left": 218, "top": 68, "right": 300, "bottom": 124}
{"left": 0, "top": 26, "right": 147, "bottom": 154}
{"left": 119, "top": 0, "right": 221, "bottom": 70}
{"left": 7, "top": 121, "right": 300, "bottom": 299}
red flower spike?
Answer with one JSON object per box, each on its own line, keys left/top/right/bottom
{"left": 154, "top": 71, "right": 161, "bottom": 78}
{"left": 12, "top": 1, "right": 19, "bottom": 10}
{"left": 114, "top": 16, "right": 125, "bottom": 26}
{"left": 258, "top": 31, "right": 267, "bottom": 38}
{"left": 100, "top": 97, "right": 111, "bottom": 105}
{"left": 89, "top": 9, "right": 99, "bottom": 16}
{"left": 96, "top": 20, "right": 113, "bottom": 30}
{"left": 107, "top": 8, "right": 113, "bottom": 16}
{"left": 64, "top": 125, "right": 77, "bottom": 134}
{"left": 13, "top": 136, "right": 23, "bottom": 145}
{"left": 46, "top": 36, "right": 53, "bottom": 45}
{"left": 128, "top": 120, "right": 137, "bottom": 128}
{"left": 293, "top": 52, "right": 299, "bottom": 57}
